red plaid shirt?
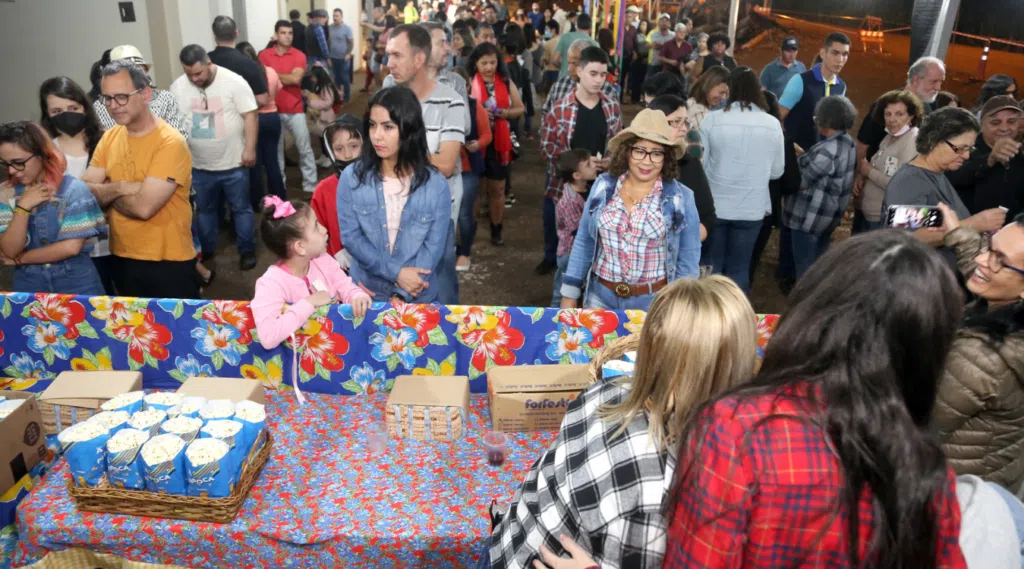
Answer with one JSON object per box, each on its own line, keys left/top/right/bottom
{"left": 555, "top": 184, "right": 587, "bottom": 257}
{"left": 593, "top": 176, "right": 668, "bottom": 284}
{"left": 663, "top": 386, "right": 968, "bottom": 569}
{"left": 540, "top": 90, "right": 622, "bottom": 200}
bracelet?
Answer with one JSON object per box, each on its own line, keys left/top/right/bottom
{"left": 14, "top": 205, "right": 32, "bottom": 216}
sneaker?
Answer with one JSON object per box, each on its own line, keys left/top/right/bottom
{"left": 239, "top": 253, "right": 258, "bottom": 271}
{"left": 456, "top": 256, "right": 472, "bottom": 272}
{"left": 534, "top": 259, "right": 557, "bottom": 276}
{"left": 504, "top": 195, "right": 513, "bottom": 208}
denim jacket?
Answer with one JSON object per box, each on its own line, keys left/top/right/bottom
{"left": 337, "top": 162, "right": 451, "bottom": 303}
{"left": 560, "top": 173, "right": 702, "bottom": 300}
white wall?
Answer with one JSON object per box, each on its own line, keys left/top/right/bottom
{"left": 0, "top": 0, "right": 154, "bottom": 123}
{"left": 244, "top": 0, "right": 285, "bottom": 49}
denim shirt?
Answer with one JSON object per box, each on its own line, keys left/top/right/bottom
{"left": 560, "top": 173, "right": 701, "bottom": 300}
{"left": 336, "top": 162, "right": 451, "bottom": 303}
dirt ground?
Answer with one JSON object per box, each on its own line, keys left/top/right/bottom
{"left": 3, "top": 15, "right": 1019, "bottom": 313}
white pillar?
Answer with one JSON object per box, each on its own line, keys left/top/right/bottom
{"left": 925, "top": 0, "right": 961, "bottom": 60}
{"left": 726, "top": 0, "right": 740, "bottom": 57}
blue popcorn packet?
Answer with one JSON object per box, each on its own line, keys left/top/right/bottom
{"left": 57, "top": 421, "right": 111, "bottom": 487}
{"left": 185, "top": 438, "right": 236, "bottom": 498}
{"left": 160, "top": 416, "right": 203, "bottom": 444}
{"left": 172, "top": 396, "right": 207, "bottom": 419}
{"left": 143, "top": 391, "right": 184, "bottom": 414}
{"left": 601, "top": 359, "right": 636, "bottom": 380}
{"left": 232, "top": 401, "right": 266, "bottom": 463}
{"left": 141, "top": 434, "right": 187, "bottom": 495}
{"left": 105, "top": 428, "right": 150, "bottom": 490}
{"left": 200, "top": 420, "right": 246, "bottom": 482}
{"left": 100, "top": 391, "right": 145, "bottom": 415}
{"left": 88, "top": 411, "right": 131, "bottom": 436}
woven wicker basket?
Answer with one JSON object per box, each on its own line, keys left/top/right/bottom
{"left": 67, "top": 431, "right": 273, "bottom": 523}
{"left": 386, "top": 404, "right": 467, "bottom": 441}
{"left": 39, "top": 401, "right": 99, "bottom": 436}
{"left": 586, "top": 334, "right": 640, "bottom": 384}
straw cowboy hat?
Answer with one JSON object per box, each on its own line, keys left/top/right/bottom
{"left": 607, "top": 109, "right": 687, "bottom": 159}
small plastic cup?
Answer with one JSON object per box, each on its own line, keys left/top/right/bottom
{"left": 483, "top": 431, "right": 508, "bottom": 466}
{"left": 368, "top": 421, "right": 389, "bottom": 454}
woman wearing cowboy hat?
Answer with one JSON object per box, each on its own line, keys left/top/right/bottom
{"left": 559, "top": 109, "right": 702, "bottom": 311}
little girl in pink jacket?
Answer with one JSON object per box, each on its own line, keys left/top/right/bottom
{"left": 251, "top": 196, "right": 371, "bottom": 350}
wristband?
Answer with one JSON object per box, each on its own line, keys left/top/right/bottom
{"left": 14, "top": 205, "right": 32, "bottom": 216}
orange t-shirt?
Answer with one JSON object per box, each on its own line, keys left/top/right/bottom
{"left": 90, "top": 120, "right": 194, "bottom": 262}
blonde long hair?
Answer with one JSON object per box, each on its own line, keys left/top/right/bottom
{"left": 600, "top": 276, "right": 757, "bottom": 451}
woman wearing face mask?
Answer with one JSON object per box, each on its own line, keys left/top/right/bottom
{"left": 312, "top": 115, "right": 363, "bottom": 268}
{"left": 853, "top": 90, "right": 924, "bottom": 234}
{"left": 337, "top": 87, "right": 451, "bottom": 303}
{"left": 38, "top": 76, "right": 114, "bottom": 293}
{"left": 0, "top": 121, "right": 106, "bottom": 295}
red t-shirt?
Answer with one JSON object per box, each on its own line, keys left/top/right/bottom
{"left": 660, "top": 39, "right": 693, "bottom": 73}
{"left": 311, "top": 174, "right": 343, "bottom": 256}
{"left": 258, "top": 46, "right": 307, "bottom": 114}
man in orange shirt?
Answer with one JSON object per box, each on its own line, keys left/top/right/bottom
{"left": 81, "top": 60, "right": 198, "bottom": 298}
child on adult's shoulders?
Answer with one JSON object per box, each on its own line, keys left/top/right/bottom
{"left": 311, "top": 115, "right": 363, "bottom": 270}
{"left": 550, "top": 148, "right": 598, "bottom": 307}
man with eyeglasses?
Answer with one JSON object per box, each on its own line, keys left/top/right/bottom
{"left": 947, "top": 96, "right": 1024, "bottom": 223}
{"left": 170, "top": 44, "right": 259, "bottom": 272}
{"left": 80, "top": 60, "right": 198, "bottom": 299}
{"left": 539, "top": 46, "right": 621, "bottom": 276}
{"left": 91, "top": 45, "right": 191, "bottom": 140}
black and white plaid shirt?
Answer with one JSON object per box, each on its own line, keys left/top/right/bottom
{"left": 782, "top": 131, "right": 857, "bottom": 235}
{"left": 489, "top": 380, "right": 674, "bottom": 569}
{"left": 93, "top": 88, "right": 191, "bottom": 140}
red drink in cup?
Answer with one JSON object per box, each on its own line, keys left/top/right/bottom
{"left": 483, "top": 431, "right": 508, "bottom": 466}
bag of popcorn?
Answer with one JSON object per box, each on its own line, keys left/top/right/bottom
{"left": 128, "top": 409, "right": 167, "bottom": 437}
{"left": 106, "top": 428, "right": 150, "bottom": 489}
{"left": 100, "top": 391, "right": 145, "bottom": 414}
{"left": 172, "top": 396, "right": 206, "bottom": 419}
{"left": 58, "top": 421, "right": 111, "bottom": 487}
{"left": 185, "top": 438, "right": 236, "bottom": 498}
{"left": 143, "top": 392, "right": 184, "bottom": 413}
{"left": 0, "top": 399, "right": 24, "bottom": 421}
{"left": 198, "top": 399, "right": 235, "bottom": 424}
{"left": 200, "top": 420, "right": 246, "bottom": 479}
{"left": 232, "top": 401, "right": 266, "bottom": 459}
{"left": 88, "top": 411, "right": 131, "bottom": 436}
{"left": 160, "top": 416, "right": 203, "bottom": 444}
{"left": 141, "top": 433, "right": 187, "bottom": 494}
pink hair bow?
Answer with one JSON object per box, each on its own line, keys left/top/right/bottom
{"left": 263, "top": 195, "right": 296, "bottom": 219}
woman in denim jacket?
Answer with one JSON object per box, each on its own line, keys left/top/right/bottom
{"left": 337, "top": 87, "right": 451, "bottom": 304}
{"left": 559, "top": 109, "right": 702, "bottom": 311}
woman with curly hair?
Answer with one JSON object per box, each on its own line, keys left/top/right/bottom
{"left": 559, "top": 109, "right": 701, "bottom": 311}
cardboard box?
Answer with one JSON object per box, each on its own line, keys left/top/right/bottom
{"left": 487, "top": 365, "right": 591, "bottom": 432}
{"left": 37, "top": 371, "right": 143, "bottom": 434}
{"left": 0, "top": 392, "right": 47, "bottom": 495}
{"left": 386, "top": 376, "right": 470, "bottom": 441}
{"left": 175, "top": 377, "right": 266, "bottom": 405}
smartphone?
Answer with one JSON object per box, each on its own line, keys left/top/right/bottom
{"left": 886, "top": 205, "right": 944, "bottom": 229}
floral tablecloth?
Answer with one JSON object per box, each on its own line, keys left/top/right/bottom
{"left": 13, "top": 391, "right": 558, "bottom": 569}
{"left": 0, "top": 293, "right": 779, "bottom": 396}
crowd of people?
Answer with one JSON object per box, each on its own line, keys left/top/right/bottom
{"left": 1, "top": 3, "right": 1024, "bottom": 567}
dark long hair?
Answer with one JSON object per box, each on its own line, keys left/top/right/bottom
{"left": 724, "top": 66, "right": 768, "bottom": 112}
{"left": 464, "top": 42, "right": 509, "bottom": 82}
{"left": 975, "top": 74, "right": 1018, "bottom": 111}
{"left": 355, "top": 86, "right": 433, "bottom": 192}
{"left": 237, "top": 42, "right": 267, "bottom": 77}
{"left": 88, "top": 49, "right": 113, "bottom": 102}
{"left": 38, "top": 77, "right": 104, "bottom": 155}
{"left": 665, "top": 230, "right": 963, "bottom": 569}
{"left": 301, "top": 67, "right": 341, "bottom": 107}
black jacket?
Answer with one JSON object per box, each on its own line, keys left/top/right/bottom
{"left": 946, "top": 137, "right": 1024, "bottom": 222}
{"left": 678, "top": 155, "right": 715, "bottom": 236}
{"left": 290, "top": 20, "right": 307, "bottom": 54}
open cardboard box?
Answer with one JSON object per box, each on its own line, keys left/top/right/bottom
{"left": 0, "top": 392, "right": 47, "bottom": 495}
{"left": 487, "top": 364, "right": 590, "bottom": 432}
{"left": 37, "top": 371, "right": 143, "bottom": 434}
{"left": 175, "top": 376, "right": 266, "bottom": 405}
{"left": 386, "top": 375, "right": 470, "bottom": 440}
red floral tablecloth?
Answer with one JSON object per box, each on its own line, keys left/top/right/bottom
{"left": 13, "top": 392, "right": 557, "bottom": 568}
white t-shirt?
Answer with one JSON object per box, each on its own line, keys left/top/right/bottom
{"left": 169, "top": 66, "right": 257, "bottom": 171}
{"left": 55, "top": 139, "right": 109, "bottom": 257}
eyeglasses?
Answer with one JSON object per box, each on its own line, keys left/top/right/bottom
{"left": 667, "top": 118, "right": 687, "bottom": 129}
{"left": 943, "top": 140, "right": 975, "bottom": 156}
{"left": 980, "top": 233, "right": 1024, "bottom": 277}
{"left": 0, "top": 155, "right": 39, "bottom": 171}
{"left": 630, "top": 146, "right": 667, "bottom": 164}
{"left": 99, "top": 88, "right": 144, "bottom": 108}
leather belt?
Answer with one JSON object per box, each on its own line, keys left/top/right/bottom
{"left": 597, "top": 277, "right": 668, "bottom": 299}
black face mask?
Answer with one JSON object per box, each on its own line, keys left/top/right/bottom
{"left": 51, "top": 112, "right": 88, "bottom": 137}
{"left": 334, "top": 158, "right": 356, "bottom": 175}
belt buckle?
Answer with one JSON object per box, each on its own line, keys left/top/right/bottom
{"left": 614, "top": 283, "right": 632, "bottom": 299}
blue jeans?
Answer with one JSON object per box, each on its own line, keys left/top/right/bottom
{"left": 550, "top": 254, "right": 570, "bottom": 307}
{"left": 457, "top": 171, "right": 480, "bottom": 257}
{"left": 14, "top": 255, "right": 104, "bottom": 295}
{"left": 852, "top": 210, "right": 884, "bottom": 235}
{"left": 436, "top": 220, "right": 459, "bottom": 305}
{"left": 702, "top": 218, "right": 764, "bottom": 294}
{"left": 790, "top": 223, "right": 838, "bottom": 279}
{"left": 330, "top": 57, "right": 351, "bottom": 102}
{"left": 584, "top": 278, "right": 658, "bottom": 310}
{"left": 193, "top": 168, "right": 255, "bottom": 256}
{"left": 543, "top": 194, "right": 558, "bottom": 264}
{"left": 251, "top": 112, "right": 285, "bottom": 208}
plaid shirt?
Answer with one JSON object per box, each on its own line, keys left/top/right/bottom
{"left": 593, "top": 176, "right": 667, "bottom": 284}
{"left": 93, "top": 89, "right": 191, "bottom": 140}
{"left": 663, "top": 385, "right": 968, "bottom": 569}
{"left": 782, "top": 131, "right": 856, "bottom": 235}
{"left": 489, "top": 380, "right": 675, "bottom": 569}
{"left": 540, "top": 91, "right": 622, "bottom": 200}
{"left": 555, "top": 184, "right": 587, "bottom": 257}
